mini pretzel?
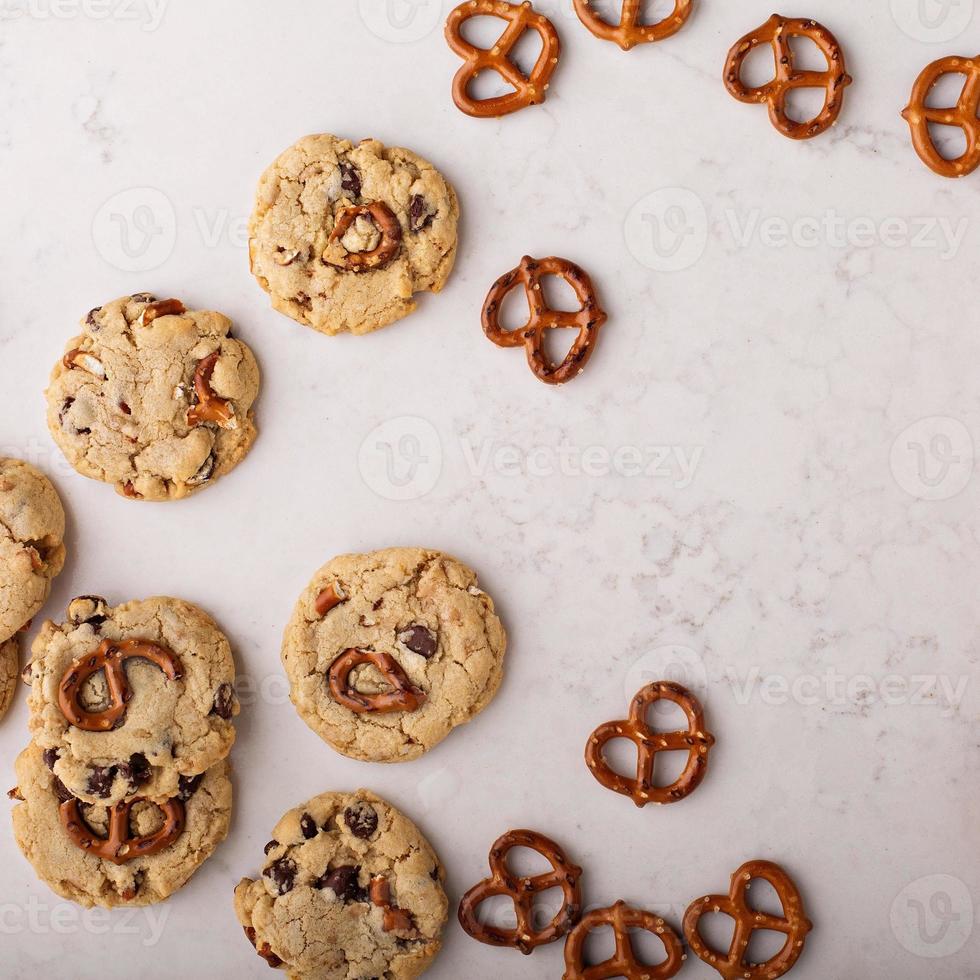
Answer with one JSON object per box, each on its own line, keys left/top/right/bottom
{"left": 458, "top": 829, "right": 583, "bottom": 954}
{"left": 572, "top": 0, "right": 693, "bottom": 51}
{"left": 724, "top": 15, "right": 851, "bottom": 140}
{"left": 563, "top": 901, "right": 685, "bottom": 980}
{"left": 482, "top": 255, "right": 608, "bottom": 385}
{"left": 325, "top": 202, "right": 402, "bottom": 271}
{"left": 585, "top": 680, "right": 714, "bottom": 807}
{"left": 60, "top": 795, "right": 186, "bottom": 865}
{"left": 327, "top": 648, "right": 426, "bottom": 714}
{"left": 187, "top": 352, "right": 236, "bottom": 428}
{"left": 902, "top": 56, "right": 980, "bottom": 178}
{"left": 446, "top": 1, "right": 561, "bottom": 118}
{"left": 58, "top": 639, "right": 184, "bottom": 732}
{"left": 684, "top": 860, "right": 812, "bottom": 980}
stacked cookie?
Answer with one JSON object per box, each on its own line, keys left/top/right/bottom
{"left": 10, "top": 595, "right": 238, "bottom": 907}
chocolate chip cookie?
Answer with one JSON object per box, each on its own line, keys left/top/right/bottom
{"left": 249, "top": 134, "right": 459, "bottom": 336}
{"left": 0, "top": 636, "right": 18, "bottom": 722}
{"left": 12, "top": 742, "right": 231, "bottom": 908}
{"left": 46, "top": 294, "right": 260, "bottom": 501}
{"left": 26, "top": 596, "right": 238, "bottom": 806}
{"left": 0, "top": 458, "right": 66, "bottom": 642}
{"left": 234, "top": 790, "right": 447, "bottom": 978}
{"left": 281, "top": 548, "right": 506, "bottom": 763}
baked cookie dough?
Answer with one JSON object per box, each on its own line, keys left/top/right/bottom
{"left": 249, "top": 134, "right": 459, "bottom": 336}
{"left": 0, "top": 636, "right": 18, "bottom": 722}
{"left": 234, "top": 790, "right": 447, "bottom": 979}
{"left": 12, "top": 742, "right": 231, "bottom": 908}
{"left": 46, "top": 294, "right": 260, "bottom": 501}
{"left": 282, "top": 549, "right": 505, "bottom": 763}
{"left": 26, "top": 596, "right": 239, "bottom": 806}
{"left": 0, "top": 458, "right": 66, "bottom": 640}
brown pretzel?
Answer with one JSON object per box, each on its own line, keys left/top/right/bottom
{"left": 327, "top": 648, "right": 426, "bottom": 714}
{"left": 370, "top": 875, "right": 421, "bottom": 938}
{"left": 186, "top": 352, "right": 236, "bottom": 428}
{"left": 325, "top": 202, "right": 402, "bottom": 271}
{"left": 58, "top": 639, "right": 184, "bottom": 732}
{"left": 724, "top": 15, "right": 851, "bottom": 140}
{"left": 314, "top": 581, "right": 347, "bottom": 617}
{"left": 585, "top": 680, "right": 714, "bottom": 807}
{"left": 458, "top": 829, "right": 583, "bottom": 954}
{"left": 482, "top": 255, "right": 608, "bottom": 386}
{"left": 446, "top": 1, "right": 561, "bottom": 118}
{"left": 902, "top": 56, "right": 980, "bottom": 178}
{"left": 572, "top": 0, "right": 693, "bottom": 51}
{"left": 563, "top": 901, "right": 685, "bottom": 980}
{"left": 683, "top": 860, "right": 813, "bottom": 980}
{"left": 60, "top": 795, "right": 185, "bottom": 865}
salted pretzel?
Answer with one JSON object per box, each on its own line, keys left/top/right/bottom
{"left": 445, "top": 1, "right": 561, "bottom": 118}
{"left": 327, "top": 648, "right": 426, "bottom": 714}
{"left": 902, "top": 56, "right": 980, "bottom": 178}
{"left": 458, "top": 829, "right": 583, "bottom": 954}
{"left": 572, "top": 0, "right": 693, "bottom": 51}
{"left": 60, "top": 795, "right": 186, "bottom": 865}
{"left": 325, "top": 202, "right": 402, "bottom": 271}
{"left": 58, "top": 639, "right": 184, "bottom": 732}
{"left": 683, "top": 860, "right": 813, "bottom": 979}
{"left": 724, "top": 15, "right": 851, "bottom": 140}
{"left": 482, "top": 255, "right": 608, "bottom": 385}
{"left": 187, "top": 352, "right": 236, "bottom": 428}
{"left": 563, "top": 901, "right": 685, "bottom": 979}
{"left": 585, "top": 680, "right": 714, "bottom": 807}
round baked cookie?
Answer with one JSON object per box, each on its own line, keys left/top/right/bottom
{"left": 0, "top": 636, "right": 18, "bottom": 721}
{"left": 0, "top": 458, "right": 66, "bottom": 640}
{"left": 46, "top": 293, "right": 260, "bottom": 501}
{"left": 281, "top": 548, "right": 506, "bottom": 763}
{"left": 249, "top": 134, "right": 459, "bottom": 336}
{"left": 26, "top": 595, "right": 239, "bottom": 806}
{"left": 234, "top": 790, "right": 447, "bottom": 979}
{"left": 12, "top": 743, "right": 232, "bottom": 908}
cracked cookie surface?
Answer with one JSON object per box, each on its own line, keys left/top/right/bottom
{"left": 281, "top": 548, "right": 506, "bottom": 763}
{"left": 46, "top": 294, "right": 260, "bottom": 501}
{"left": 12, "top": 742, "right": 231, "bottom": 908}
{"left": 26, "top": 596, "right": 238, "bottom": 806}
{"left": 0, "top": 636, "right": 18, "bottom": 721}
{"left": 234, "top": 790, "right": 447, "bottom": 979}
{"left": 0, "top": 458, "right": 66, "bottom": 641}
{"left": 249, "top": 134, "right": 459, "bottom": 336}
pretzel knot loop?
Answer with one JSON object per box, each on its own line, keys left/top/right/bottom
{"left": 325, "top": 202, "right": 403, "bottom": 272}
{"left": 563, "top": 901, "right": 685, "bottom": 980}
{"left": 328, "top": 648, "right": 426, "bottom": 714}
{"left": 683, "top": 860, "right": 813, "bottom": 980}
{"left": 573, "top": 0, "right": 693, "bottom": 51}
{"left": 585, "top": 681, "right": 714, "bottom": 807}
{"left": 724, "top": 14, "right": 851, "bottom": 140}
{"left": 458, "top": 829, "right": 583, "bottom": 954}
{"left": 58, "top": 639, "right": 184, "bottom": 732}
{"left": 60, "top": 795, "right": 186, "bottom": 865}
{"left": 902, "top": 56, "right": 980, "bottom": 178}
{"left": 482, "top": 255, "right": 608, "bottom": 385}
{"left": 445, "top": 1, "right": 561, "bottom": 118}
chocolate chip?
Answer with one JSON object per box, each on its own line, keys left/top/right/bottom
{"left": 177, "top": 773, "right": 204, "bottom": 801}
{"left": 315, "top": 865, "right": 366, "bottom": 903}
{"left": 344, "top": 803, "right": 378, "bottom": 840}
{"left": 86, "top": 766, "right": 117, "bottom": 799}
{"left": 131, "top": 293, "right": 156, "bottom": 303}
{"left": 86, "top": 307, "right": 102, "bottom": 328}
{"left": 409, "top": 194, "right": 434, "bottom": 233}
{"left": 42, "top": 748, "right": 60, "bottom": 771}
{"left": 299, "top": 813, "right": 318, "bottom": 840}
{"left": 118, "top": 753, "right": 150, "bottom": 789}
{"left": 339, "top": 161, "right": 361, "bottom": 199}
{"left": 211, "top": 683, "right": 235, "bottom": 720}
{"left": 263, "top": 840, "right": 279, "bottom": 855}
{"left": 264, "top": 857, "right": 297, "bottom": 895}
{"left": 118, "top": 401, "right": 132, "bottom": 415}
{"left": 399, "top": 625, "right": 437, "bottom": 658}
{"left": 430, "top": 865, "right": 440, "bottom": 881}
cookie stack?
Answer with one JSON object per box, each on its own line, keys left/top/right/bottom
{"left": 10, "top": 595, "right": 238, "bottom": 908}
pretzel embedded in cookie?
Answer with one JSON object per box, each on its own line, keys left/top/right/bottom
{"left": 327, "top": 648, "right": 426, "bottom": 714}
{"left": 585, "top": 680, "right": 714, "bottom": 807}
{"left": 724, "top": 15, "right": 851, "bottom": 140}
{"left": 458, "top": 829, "right": 583, "bottom": 954}
{"left": 324, "top": 202, "right": 402, "bottom": 272}
{"left": 572, "top": 0, "right": 693, "bottom": 51}
{"left": 683, "top": 860, "right": 813, "bottom": 979}
{"left": 482, "top": 255, "right": 608, "bottom": 385}
{"left": 60, "top": 795, "right": 186, "bottom": 865}
{"left": 902, "top": 56, "right": 980, "bottom": 178}
{"left": 186, "top": 352, "right": 237, "bottom": 429}
{"left": 445, "top": 1, "right": 561, "bottom": 118}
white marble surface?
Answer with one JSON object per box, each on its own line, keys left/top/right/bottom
{"left": 0, "top": 1, "right": 978, "bottom": 977}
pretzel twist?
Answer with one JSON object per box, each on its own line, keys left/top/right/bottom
{"left": 724, "top": 15, "right": 851, "bottom": 140}
{"left": 902, "top": 56, "right": 980, "bottom": 178}
{"left": 458, "top": 829, "right": 583, "bottom": 954}
{"left": 683, "top": 860, "right": 813, "bottom": 980}
{"left": 573, "top": 0, "right": 693, "bottom": 51}
{"left": 325, "top": 202, "right": 402, "bottom": 271}
{"left": 445, "top": 1, "right": 561, "bottom": 117}
{"left": 60, "top": 796, "right": 186, "bottom": 865}
{"left": 328, "top": 648, "right": 426, "bottom": 714}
